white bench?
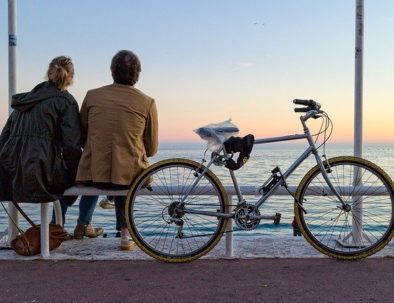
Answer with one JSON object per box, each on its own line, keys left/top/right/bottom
{"left": 7, "top": 185, "right": 298, "bottom": 258}
{"left": 6, "top": 183, "right": 389, "bottom": 258}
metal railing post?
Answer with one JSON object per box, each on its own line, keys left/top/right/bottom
{"left": 352, "top": 0, "right": 364, "bottom": 244}
{"left": 225, "top": 194, "right": 233, "bottom": 258}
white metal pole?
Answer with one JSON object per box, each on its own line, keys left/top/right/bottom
{"left": 225, "top": 195, "right": 233, "bottom": 258}
{"left": 338, "top": 0, "right": 366, "bottom": 248}
{"left": 353, "top": 0, "right": 364, "bottom": 244}
{"left": 354, "top": 0, "right": 363, "bottom": 157}
{"left": 7, "top": 0, "right": 18, "bottom": 245}
{"left": 8, "top": 0, "right": 17, "bottom": 113}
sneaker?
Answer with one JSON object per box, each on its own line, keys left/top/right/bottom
{"left": 74, "top": 224, "right": 104, "bottom": 240}
{"left": 121, "top": 236, "right": 136, "bottom": 251}
{"left": 99, "top": 198, "right": 115, "bottom": 210}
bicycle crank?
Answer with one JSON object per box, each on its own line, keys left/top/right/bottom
{"left": 233, "top": 203, "right": 281, "bottom": 230}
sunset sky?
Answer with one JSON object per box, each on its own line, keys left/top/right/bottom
{"left": 1, "top": 1, "right": 393, "bottom": 144}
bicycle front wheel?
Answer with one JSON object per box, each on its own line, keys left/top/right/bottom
{"left": 126, "top": 158, "right": 228, "bottom": 263}
{"left": 295, "top": 156, "right": 394, "bottom": 259}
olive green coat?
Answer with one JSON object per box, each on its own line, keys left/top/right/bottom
{"left": 76, "top": 83, "right": 158, "bottom": 185}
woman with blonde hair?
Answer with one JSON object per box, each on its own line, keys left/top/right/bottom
{"left": 0, "top": 56, "right": 83, "bottom": 207}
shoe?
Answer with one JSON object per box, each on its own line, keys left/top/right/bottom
{"left": 74, "top": 224, "right": 104, "bottom": 240}
{"left": 64, "top": 231, "right": 74, "bottom": 241}
{"left": 121, "top": 236, "right": 136, "bottom": 251}
{"left": 99, "top": 198, "right": 115, "bottom": 210}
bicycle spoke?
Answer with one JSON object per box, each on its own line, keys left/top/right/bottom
{"left": 296, "top": 157, "right": 394, "bottom": 259}
{"left": 127, "top": 159, "right": 227, "bottom": 262}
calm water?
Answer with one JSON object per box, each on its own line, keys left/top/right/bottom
{"left": 1, "top": 143, "right": 393, "bottom": 237}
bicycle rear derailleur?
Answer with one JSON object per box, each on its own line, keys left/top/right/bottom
{"left": 163, "top": 201, "right": 185, "bottom": 238}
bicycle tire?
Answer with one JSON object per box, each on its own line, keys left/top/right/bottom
{"left": 295, "top": 156, "right": 394, "bottom": 259}
{"left": 126, "top": 158, "right": 228, "bottom": 263}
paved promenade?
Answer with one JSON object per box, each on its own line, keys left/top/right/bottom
{"left": 1, "top": 258, "right": 393, "bottom": 303}
{"left": 0, "top": 236, "right": 393, "bottom": 302}
{"left": 1, "top": 235, "right": 393, "bottom": 260}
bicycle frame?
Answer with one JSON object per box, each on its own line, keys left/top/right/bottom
{"left": 128, "top": 100, "right": 394, "bottom": 262}
{"left": 183, "top": 112, "right": 345, "bottom": 219}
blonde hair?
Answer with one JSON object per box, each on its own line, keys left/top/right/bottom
{"left": 47, "top": 56, "right": 74, "bottom": 91}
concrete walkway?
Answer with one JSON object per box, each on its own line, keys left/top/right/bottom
{"left": 1, "top": 258, "right": 393, "bottom": 303}
{"left": 1, "top": 236, "right": 393, "bottom": 303}
{"left": 1, "top": 235, "right": 393, "bottom": 260}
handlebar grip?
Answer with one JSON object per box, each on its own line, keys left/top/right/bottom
{"left": 293, "top": 99, "right": 314, "bottom": 106}
{"left": 294, "top": 107, "right": 309, "bottom": 112}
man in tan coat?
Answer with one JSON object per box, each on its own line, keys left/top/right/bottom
{"left": 73, "top": 50, "right": 158, "bottom": 250}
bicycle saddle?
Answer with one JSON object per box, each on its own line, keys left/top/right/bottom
{"left": 223, "top": 134, "right": 255, "bottom": 170}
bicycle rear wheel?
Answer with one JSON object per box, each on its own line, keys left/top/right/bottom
{"left": 126, "top": 158, "right": 228, "bottom": 262}
{"left": 295, "top": 156, "right": 394, "bottom": 259}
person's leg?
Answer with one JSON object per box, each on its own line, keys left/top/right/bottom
{"left": 113, "top": 195, "right": 120, "bottom": 237}
{"left": 114, "top": 197, "right": 122, "bottom": 236}
{"left": 114, "top": 196, "right": 135, "bottom": 250}
{"left": 78, "top": 195, "right": 99, "bottom": 225}
{"left": 74, "top": 195, "right": 104, "bottom": 239}
{"left": 114, "top": 196, "right": 128, "bottom": 234}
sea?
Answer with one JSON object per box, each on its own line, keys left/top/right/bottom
{"left": 1, "top": 143, "right": 393, "bottom": 238}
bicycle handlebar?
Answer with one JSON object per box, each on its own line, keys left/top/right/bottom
{"left": 293, "top": 99, "right": 321, "bottom": 113}
{"left": 294, "top": 107, "right": 309, "bottom": 113}
{"left": 293, "top": 99, "right": 314, "bottom": 106}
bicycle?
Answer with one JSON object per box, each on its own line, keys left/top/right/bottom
{"left": 125, "top": 99, "right": 394, "bottom": 262}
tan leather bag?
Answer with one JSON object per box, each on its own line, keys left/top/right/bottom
{"left": 8, "top": 202, "right": 68, "bottom": 256}
{"left": 11, "top": 223, "right": 67, "bottom": 256}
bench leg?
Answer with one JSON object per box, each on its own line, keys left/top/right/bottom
{"left": 53, "top": 200, "right": 63, "bottom": 226}
{"left": 40, "top": 203, "right": 50, "bottom": 258}
{"left": 7, "top": 202, "right": 19, "bottom": 246}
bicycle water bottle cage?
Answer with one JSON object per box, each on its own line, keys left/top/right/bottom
{"left": 223, "top": 134, "right": 255, "bottom": 170}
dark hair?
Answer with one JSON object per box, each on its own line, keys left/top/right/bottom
{"left": 110, "top": 50, "right": 141, "bottom": 85}
{"left": 47, "top": 56, "right": 74, "bottom": 91}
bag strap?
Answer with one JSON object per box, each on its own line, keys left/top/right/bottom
{"left": 0, "top": 201, "right": 25, "bottom": 234}
{"left": 11, "top": 201, "right": 38, "bottom": 228}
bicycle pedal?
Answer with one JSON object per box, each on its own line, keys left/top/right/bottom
{"left": 273, "top": 213, "right": 281, "bottom": 225}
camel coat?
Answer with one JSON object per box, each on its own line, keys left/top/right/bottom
{"left": 76, "top": 83, "right": 158, "bottom": 185}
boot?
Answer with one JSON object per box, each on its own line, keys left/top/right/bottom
{"left": 74, "top": 223, "right": 104, "bottom": 240}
